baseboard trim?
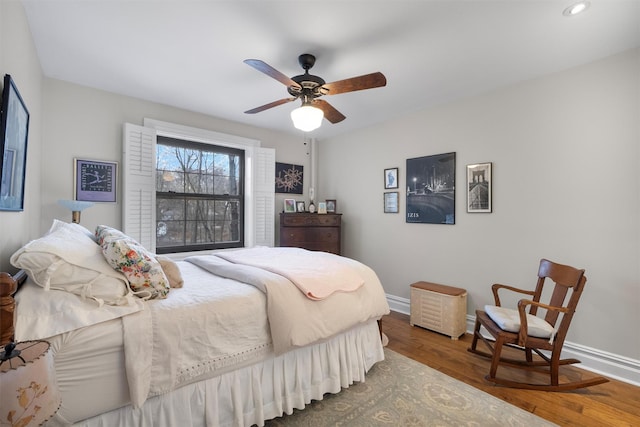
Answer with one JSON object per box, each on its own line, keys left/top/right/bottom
{"left": 385, "top": 293, "right": 640, "bottom": 386}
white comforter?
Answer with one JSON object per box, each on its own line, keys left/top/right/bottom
{"left": 124, "top": 248, "right": 390, "bottom": 408}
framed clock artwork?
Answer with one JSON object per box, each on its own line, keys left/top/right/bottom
{"left": 74, "top": 158, "right": 118, "bottom": 202}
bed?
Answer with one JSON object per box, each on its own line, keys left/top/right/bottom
{"left": 2, "top": 220, "right": 390, "bottom": 426}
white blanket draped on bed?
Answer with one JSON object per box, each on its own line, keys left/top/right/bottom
{"left": 214, "top": 247, "right": 364, "bottom": 299}
{"left": 185, "top": 249, "right": 390, "bottom": 355}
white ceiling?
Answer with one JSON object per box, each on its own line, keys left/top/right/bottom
{"left": 21, "top": 0, "right": 640, "bottom": 140}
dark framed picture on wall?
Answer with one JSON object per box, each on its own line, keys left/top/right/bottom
{"left": 74, "top": 158, "right": 118, "bottom": 202}
{"left": 384, "top": 167, "right": 398, "bottom": 189}
{"left": 0, "top": 74, "right": 30, "bottom": 211}
{"left": 406, "top": 152, "right": 456, "bottom": 224}
{"left": 384, "top": 192, "right": 399, "bottom": 213}
{"left": 275, "top": 162, "right": 304, "bottom": 194}
{"left": 467, "top": 162, "right": 492, "bottom": 213}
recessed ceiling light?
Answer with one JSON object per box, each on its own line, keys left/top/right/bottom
{"left": 563, "top": 1, "right": 591, "bottom": 17}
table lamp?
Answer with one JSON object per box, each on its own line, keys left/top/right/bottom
{"left": 57, "top": 199, "right": 94, "bottom": 224}
{"left": 0, "top": 340, "right": 61, "bottom": 426}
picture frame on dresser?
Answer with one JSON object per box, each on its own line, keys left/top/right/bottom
{"left": 325, "top": 199, "right": 336, "bottom": 213}
{"left": 317, "top": 202, "right": 327, "bottom": 214}
{"left": 296, "top": 201, "right": 306, "bottom": 212}
{"left": 284, "top": 198, "right": 296, "bottom": 213}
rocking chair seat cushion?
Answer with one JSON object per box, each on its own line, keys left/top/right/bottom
{"left": 484, "top": 305, "right": 555, "bottom": 339}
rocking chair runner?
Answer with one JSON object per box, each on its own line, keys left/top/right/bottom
{"left": 468, "top": 258, "right": 609, "bottom": 391}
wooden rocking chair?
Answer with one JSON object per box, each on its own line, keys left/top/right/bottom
{"left": 468, "top": 258, "right": 609, "bottom": 391}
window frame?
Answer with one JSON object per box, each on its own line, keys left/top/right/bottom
{"left": 123, "top": 120, "right": 275, "bottom": 256}
{"left": 155, "top": 136, "right": 245, "bottom": 254}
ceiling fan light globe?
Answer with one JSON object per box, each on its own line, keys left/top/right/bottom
{"left": 291, "top": 105, "right": 324, "bottom": 132}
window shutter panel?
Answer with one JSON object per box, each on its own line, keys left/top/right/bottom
{"left": 122, "top": 123, "right": 157, "bottom": 251}
{"left": 253, "top": 147, "right": 275, "bottom": 247}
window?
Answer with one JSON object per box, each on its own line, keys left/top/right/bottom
{"left": 123, "top": 121, "right": 275, "bottom": 254}
{"left": 155, "top": 136, "right": 244, "bottom": 253}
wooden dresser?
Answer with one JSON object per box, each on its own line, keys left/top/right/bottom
{"left": 279, "top": 213, "right": 342, "bottom": 255}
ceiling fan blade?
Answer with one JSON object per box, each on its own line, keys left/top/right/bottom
{"left": 244, "top": 59, "right": 301, "bottom": 88}
{"left": 313, "top": 99, "right": 346, "bottom": 124}
{"left": 244, "top": 97, "right": 296, "bottom": 114}
{"left": 322, "top": 72, "right": 387, "bottom": 95}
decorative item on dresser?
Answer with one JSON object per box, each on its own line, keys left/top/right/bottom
{"left": 279, "top": 212, "right": 342, "bottom": 255}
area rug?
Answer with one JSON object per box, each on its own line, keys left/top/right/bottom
{"left": 265, "top": 348, "right": 557, "bottom": 426}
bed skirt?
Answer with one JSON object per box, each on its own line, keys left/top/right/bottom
{"left": 65, "top": 319, "right": 384, "bottom": 427}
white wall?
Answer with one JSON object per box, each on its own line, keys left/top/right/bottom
{"left": 40, "top": 79, "right": 309, "bottom": 242}
{"left": 318, "top": 49, "right": 640, "bottom": 362}
{"left": 0, "top": 1, "right": 43, "bottom": 272}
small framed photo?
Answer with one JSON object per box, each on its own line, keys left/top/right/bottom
{"left": 74, "top": 158, "right": 118, "bottom": 202}
{"left": 296, "top": 201, "right": 306, "bottom": 212}
{"left": 384, "top": 167, "right": 398, "bottom": 189}
{"left": 326, "top": 199, "right": 336, "bottom": 213}
{"left": 384, "top": 192, "right": 399, "bottom": 213}
{"left": 284, "top": 198, "right": 296, "bottom": 213}
{"left": 317, "top": 201, "right": 327, "bottom": 214}
{"left": 467, "top": 162, "right": 492, "bottom": 213}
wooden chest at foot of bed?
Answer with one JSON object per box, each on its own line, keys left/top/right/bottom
{"left": 410, "top": 281, "right": 467, "bottom": 340}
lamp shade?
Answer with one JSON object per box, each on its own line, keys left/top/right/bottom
{"left": 0, "top": 341, "right": 61, "bottom": 426}
{"left": 57, "top": 199, "right": 94, "bottom": 224}
{"left": 290, "top": 105, "right": 324, "bottom": 132}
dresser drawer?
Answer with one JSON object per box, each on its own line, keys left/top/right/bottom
{"left": 281, "top": 228, "right": 339, "bottom": 243}
{"left": 281, "top": 213, "right": 341, "bottom": 227}
{"left": 279, "top": 212, "right": 342, "bottom": 255}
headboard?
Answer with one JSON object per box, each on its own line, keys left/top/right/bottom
{"left": 0, "top": 270, "right": 26, "bottom": 345}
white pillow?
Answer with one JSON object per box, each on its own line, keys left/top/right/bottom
{"left": 10, "top": 220, "right": 134, "bottom": 306}
{"left": 15, "top": 281, "right": 144, "bottom": 341}
{"left": 48, "top": 219, "right": 97, "bottom": 241}
{"left": 484, "top": 305, "right": 556, "bottom": 340}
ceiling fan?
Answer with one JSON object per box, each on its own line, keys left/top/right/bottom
{"left": 244, "top": 54, "right": 386, "bottom": 132}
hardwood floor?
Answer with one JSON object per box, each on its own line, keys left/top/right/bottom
{"left": 381, "top": 311, "right": 640, "bottom": 427}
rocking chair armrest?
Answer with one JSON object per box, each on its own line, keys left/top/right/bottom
{"left": 491, "top": 283, "right": 536, "bottom": 306}
{"left": 518, "top": 299, "right": 569, "bottom": 315}
{"left": 516, "top": 299, "right": 568, "bottom": 346}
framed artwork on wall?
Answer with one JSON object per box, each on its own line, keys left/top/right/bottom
{"left": 406, "top": 152, "right": 456, "bottom": 224}
{"left": 0, "top": 74, "right": 30, "bottom": 211}
{"left": 467, "top": 162, "right": 492, "bottom": 213}
{"left": 275, "top": 162, "right": 304, "bottom": 194}
{"left": 74, "top": 158, "right": 117, "bottom": 203}
{"left": 384, "top": 192, "right": 399, "bottom": 213}
{"left": 384, "top": 167, "right": 398, "bottom": 189}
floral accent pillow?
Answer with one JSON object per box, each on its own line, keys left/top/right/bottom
{"left": 96, "top": 225, "right": 170, "bottom": 299}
